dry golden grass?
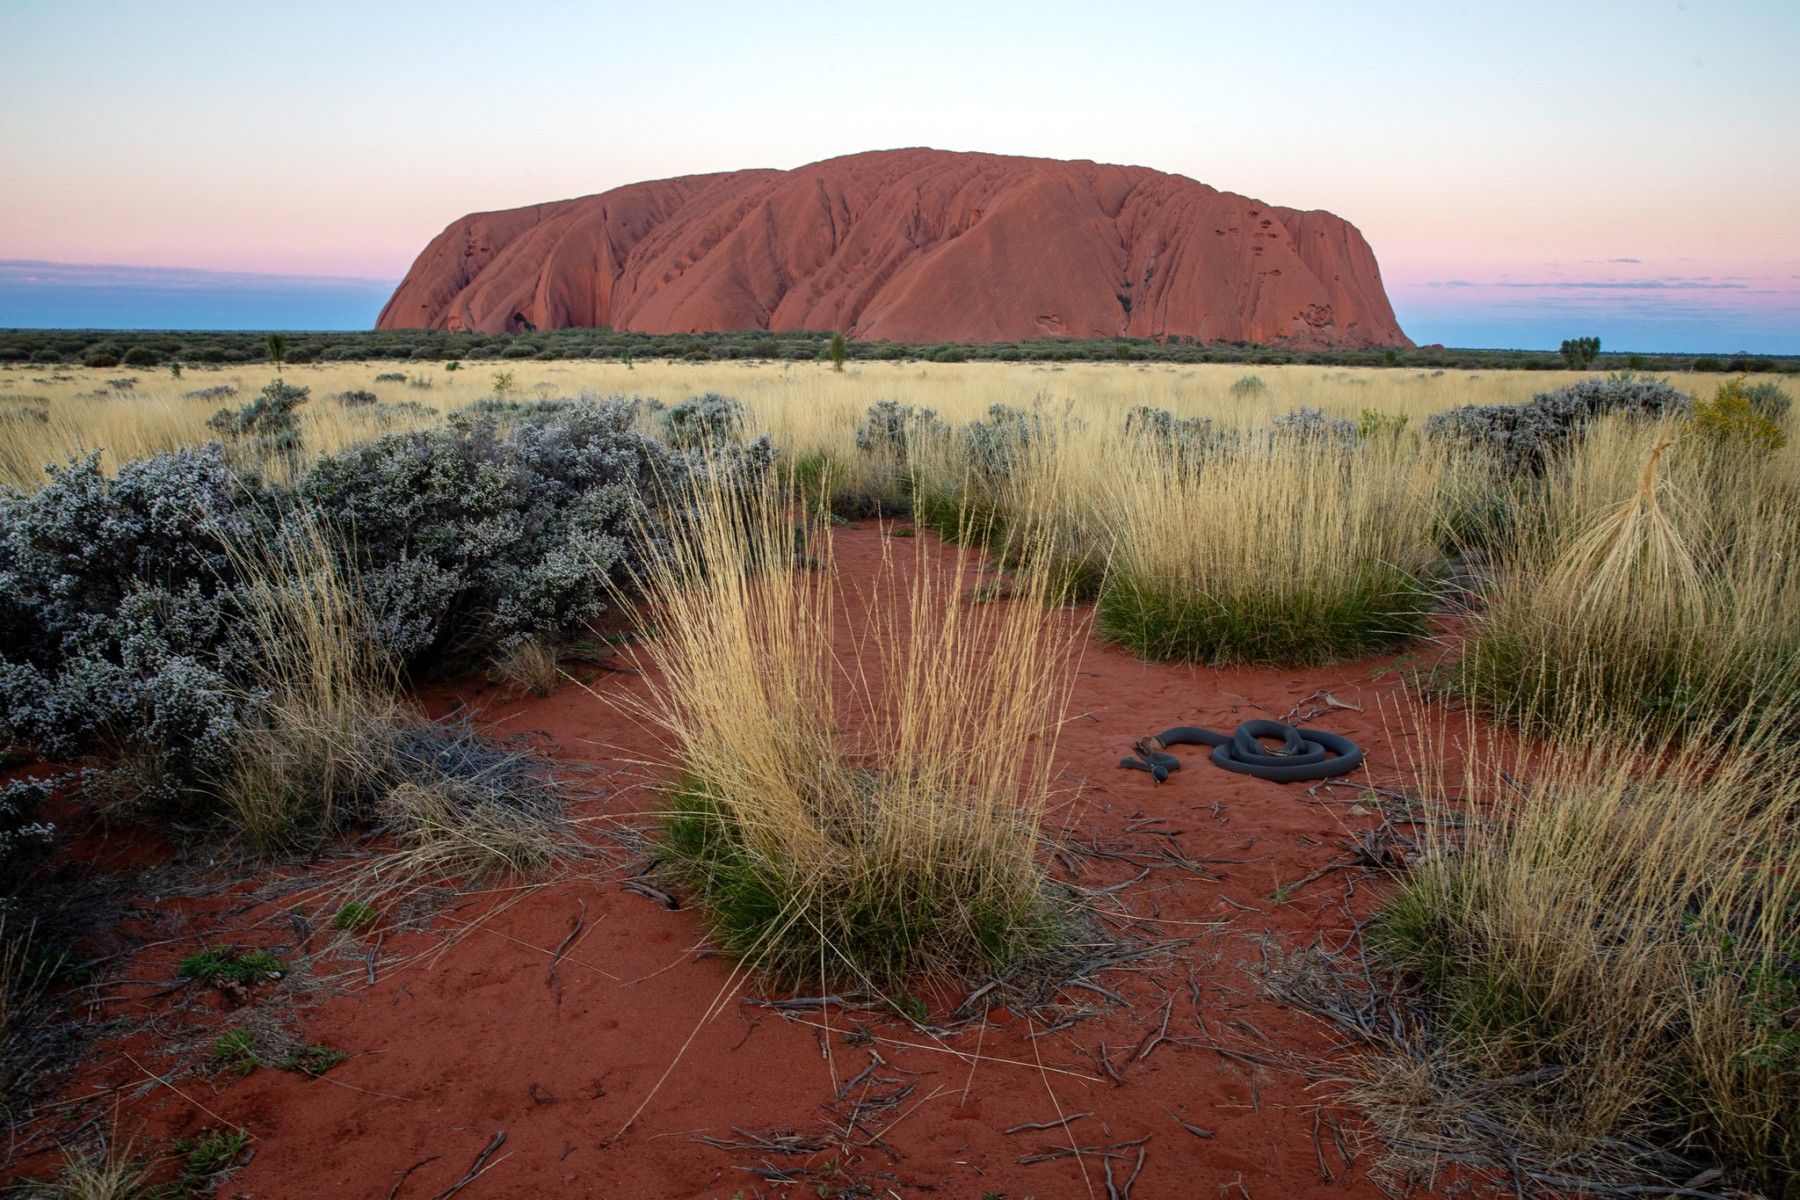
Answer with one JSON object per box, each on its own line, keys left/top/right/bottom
{"left": 1091, "top": 432, "right": 1458, "bottom": 663}
{"left": 612, "top": 468, "right": 1081, "bottom": 987}
{"left": 1465, "top": 414, "right": 1800, "bottom": 737}
{"left": 213, "top": 520, "right": 402, "bottom": 851}
{"left": 0, "top": 358, "right": 1725, "bottom": 490}
{"left": 1369, "top": 698, "right": 1799, "bottom": 1194}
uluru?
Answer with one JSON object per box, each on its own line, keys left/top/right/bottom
{"left": 377, "top": 148, "right": 1412, "bottom": 348}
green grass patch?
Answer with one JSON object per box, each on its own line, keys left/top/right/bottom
{"left": 661, "top": 781, "right": 1071, "bottom": 991}
{"left": 209, "top": 1028, "right": 260, "bottom": 1075}
{"left": 173, "top": 1128, "right": 248, "bottom": 1191}
{"left": 331, "top": 901, "right": 377, "bottom": 932}
{"left": 178, "top": 948, "right": 284, "bottom": 986}
{"left": 1095, "top": 566, "right": 1435, "bottom": 665}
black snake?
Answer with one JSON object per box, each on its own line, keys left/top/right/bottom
{"left": 1119, "top": 719, "right": 1363, "bottom": 783}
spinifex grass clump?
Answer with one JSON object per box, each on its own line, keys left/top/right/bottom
{"left": 622, "top": 474, "right": 1079, "bottom": 989}
{"left": 1095, "top": 435, "right": 1452, "bottom": 664}
{"left": 1463, "top": 418, "right": 1800, "bottom": 739}
{"left": 1368, "top": 705, "right": 1799, "bottom": 1195}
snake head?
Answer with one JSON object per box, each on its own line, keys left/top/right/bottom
{"left": 1135, "top": 736, "right": 1166, "bottom": 755}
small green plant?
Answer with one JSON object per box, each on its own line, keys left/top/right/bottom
{"left": 174, "top": 1128, "right": 249, "bottom": 1190}
{"left": 210, "top": 1027, "right": 260, "bottom": 1074}
{"left": 179, "top": 948, "right": 285, "bottom": 986}
{"left": 1228, "top": 374, "right": 1266, "bottom": 397}
{"left": 331, "top": 901, "right": 377, "bottom": 932}
{"left": 265, "top": 332, "right": 287, "bottom": 375}
{"left": 621, "top": 347, "right": 633, "bottom": 371}
{"left": 444, "top": 360, "right": 460, "bottom": 372}
{"left": 491, "top": 369, "right": 516, "bottom": 401}
{"left": 1355, "top": 408, "right": 1410, "bottom": 439}
{"left": 168, "top": 361, "right": 182, "bottom": 380}
{"left": 828, "top": 331, "right": 848, "bottom": 373}
{"left": 278, "top": 1044, "right": 346, "bottom": 1077}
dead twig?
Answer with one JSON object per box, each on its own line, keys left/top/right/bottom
{"left": 546, "top": 900, "right": 587, "bottom": 1003}
{"left": 430, "top": 1130, "right": 506, "bottom": 1200}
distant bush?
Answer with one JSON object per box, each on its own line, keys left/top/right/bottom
{"left": 1123, "top": 405, "right": 1236, "bottom": 461}
{"left": 661, "top": 393, "right": 746, "bottom": 449}
{"left": 1424, "top": 373, "right": 1691, "bottom": 474}
{"left": 207, "top": 379, "right": 310, "bottom": 471}
{"left": 1270, "top": 406, "right": 1358, "bottom": 445}
{"left": 854, "top": 399, "right": 946, "bottom": 459}
{"left": 181, "top": 384, "right": 238, "bottom": 402}
{"left": 1690, "top": 379, "right": 1787, "bottom": 455}
{"left": 335, "top": 389, "right": 379, "bottom": 407}
{"left": 1355, "top": 408, "right": 1411, "bottom": 439}
{"left": 121, "top": 347, "right": 160, "bottom": 368}
{"left": 1740, "top": 379, "right": 1792, "bottom": 422}
{"left": 374, "top": 372, "right": 407, "bottom": 383}
{"left": 1229, "top": 374, "right": 1266, "bottom": 397}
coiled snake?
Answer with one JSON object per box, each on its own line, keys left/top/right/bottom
{"left": 1119, "top": 719, "right": 1363, "bottom": 783}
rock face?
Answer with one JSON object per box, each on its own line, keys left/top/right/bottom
{"left": 378, "top": 148, "right": 1411, "bottom": 348}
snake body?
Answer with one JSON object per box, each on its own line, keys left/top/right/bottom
{"left": 1119, "top": 719, "right": 1363, "bottom": 783}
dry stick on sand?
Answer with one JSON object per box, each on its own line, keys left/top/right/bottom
{"left": 545, "top": 899, "right": 587, "bottom": 1003}
{"left": 429, "top": 1130, "right": 507, "bottom": 1200}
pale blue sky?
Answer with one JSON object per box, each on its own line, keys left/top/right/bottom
{"left": 2, "top": 0, "right": 1796, "bottom": 349}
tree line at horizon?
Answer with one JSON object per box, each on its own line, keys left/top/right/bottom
{"left": 0, "top": 327, "right": 1793, "bottom": 375}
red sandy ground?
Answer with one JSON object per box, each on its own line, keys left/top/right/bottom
{"left": 9, "top": 524, "right": 1458, "bottom": 1199}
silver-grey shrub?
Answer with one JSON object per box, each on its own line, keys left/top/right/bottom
{"left": 0, "top": 401, "right": 774, "bottom": 806}
{"left": 661, "top": 392, "right": 746, "bottom": 449}
{"left": 1425, "top": 372, "right": 1692, "bottom": 474}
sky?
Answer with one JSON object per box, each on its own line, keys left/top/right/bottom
{"left": 2, "top": 0, "right": 1796, "bottom": 351}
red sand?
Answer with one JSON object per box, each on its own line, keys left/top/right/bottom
{"left": 376, "top": 147, "right": 1412, "bottom": 350}
{"left": 12, "top": 525, "right": 1455, "bottom": 1198}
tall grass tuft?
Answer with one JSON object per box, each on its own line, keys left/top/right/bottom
{"left": 1094, "top": 435, "right": 1452, "bottom": 664}
{"left": 618, "top": 472, "right": 1080, "bottom": 989}
{"left": 1463, "top": 417, "right": 1800, "bottom": 739}
{"left": 213, "top": 518, "right": 401, "bottom": 852}
{"left": 212, "top": 519, "right": 573, "bottom": 879}
{"left": 1369, "top": 703, "right": 1799, "bottom": 1195}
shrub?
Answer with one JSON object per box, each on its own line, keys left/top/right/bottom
{"left": 1690, "top": 378, "right": 1787, "bottom": 454}
{"left": 0, "top": 403, "right": 774, "bottom": 822}
{"left": 854, "top": 399, "right": 946, "bottom": 459}
{"left": 207, "top": 379, "right": 310, "bottom": 472}
{"left": 300, "top": 400, "right": 771, "bottom": 666}
{"left": 660, "top": 392, "right": 745, "bottom": 449}
{"left": 181, "top": 384, "right": 238, "bottom": 402}
{"left": 1228, "top": 373, "right": 1266, "bottom": 397}
{"left": 1355, "top": 408, "right": 1410, "bottom": 439}
{"left": 1269, "top": 406, "right": 1358, "bottom": 445}
{"left": 1424, "top": 372, "right": 1691, "bottom": 474}
{"left": 0, "top": 779, "right": 56, "bottom": 872}
{"left": 0, "top": 446, "right": 257, "bottom": 803}
{"left": 373, "top": 372, "right": 407, "bottom": 383}
{"left": 334, "top": 389, "right": 379, "bottom": 407}
{"left": 1122, "top": 406, "right": 1235, "bottom": 462}
{"left": 1741, "top": 378, "right": 1793, "bottom": 422}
